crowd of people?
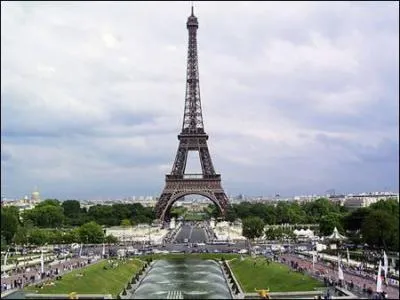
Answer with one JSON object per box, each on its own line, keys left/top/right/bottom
{"left": 1, "top": 256, "right": 97, "bottom": 294}
{"left": 280, "top": 253, "right": 399, "bottom": 299}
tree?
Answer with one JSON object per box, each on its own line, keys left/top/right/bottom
{"left": 13, "top": 226, "right": 28, "bottom": 246}
{"left": 105, "top": 234, "right": 118, "bottom": 244}
{"left": 88, "top": 205, "right": 117, "bottom": 226}
{"left": 23, "top": 202, "right": 65, "bottom": 228}
{"left": 361, "top": 210, "right": 397, "bottom": 250}
{"left": 78, "top": 221, "right": 104, "bottom": 244}
{"left": 62, "top": 200, "right": 81, "bottom": 218}
{"left": 1, "top": 207, "right": 20, "bottom": 244}
{"left": 343, "top": 207, "right": 371, "bottom": 232}
{"left": 37, "top": 199, "right": 61, "bottom": 207}
{"left": 203, "top": 204, "right": 219, "bottom": 219}
{"left": 234, "top": 202, "right": 253, "bottom": 220}
{"left": 225, "top": 205, "right": 237, "bottom": 223}
{"left": 63, "top": 229, "right": 80, "bottom": 244}
{"left": 62, "top": 200, "right": 87, "bottom": 227}
{"left": 170, "top": 207, "right": 187, "bottom": 220}
{"left": 319, "top": 213, "right": 344, "bottom": 236}
{"left": 263, "top": 205, "right": 277, "bottom": 225}
{"left": 46, "top": 230, "right": 64, "bottom": 244}
{"left": 288, "top": 202, "right": 307, "bottom": 224}
{"left": 28, "top": 228, "right": 47, "bottom": 245}
{"left": 275, "top": 202, "right": 291, "bottom": 224}
{"left": 242, "top": 216, "right": 265, "bottom": 240}
{"left": 369, "top": 198, "right": 399, "bottom": 215}
{"left": 112, "top": 204, "right": 132, "bottom": 222}
{"left": 121, "top": 219, "right": 131, "bottom": 227}
{"left": 303, "top": 198, "right": 338, "bottom": 223}
{"left": 265, "top": 227, "right": 278, "bottom": 241}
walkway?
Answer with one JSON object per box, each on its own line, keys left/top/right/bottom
{"left": 281, "top": 253, "right": 399, "bottom": 299}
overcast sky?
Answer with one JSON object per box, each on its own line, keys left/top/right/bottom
{"left": 1, "top": 1, "right": 399, "bottom": 200}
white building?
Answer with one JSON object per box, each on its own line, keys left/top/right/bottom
{"left": 213, "top": 221, "right": 245, "bottom": 242}
{"left": 105, "top": 224, "right": 168, "bottom": 245}
{"left": 344, "top": 193, "right": 397, "bottom": 210}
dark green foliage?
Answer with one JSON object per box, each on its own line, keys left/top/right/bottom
{"left": 319, "top": 212, "right": 344, "bottom": 236}
{"left": 22, "top": 201, "right": 65, "bottom": 228}
{"left": 87, "top": 203, "right": 155, "bottom": 226}
{"left": 105, "top": 234, "right": 118, "bottom": 244}
{"left": 1, "top": 207, "right": 20, "bottom": 243}
{"left": 361, "top": 209, "right": 398, "bottom": 250}
{"left": 242, "top": 216, "right": 265, "bottom": 240}
{"left": 343, "top": 207, "right": 371, "bottom": 232}
{"left": 343, "top": 198, "right": 399, "bottom": 251}
{"left": 225, "top": 205, "right": 237, "bottom": 223}
{"left": 78, "top": 221, "right": 105, "bottom": 243}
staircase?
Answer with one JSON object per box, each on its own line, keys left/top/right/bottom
{"left": 167, "top": 290, "right": 184, "bottom": 299}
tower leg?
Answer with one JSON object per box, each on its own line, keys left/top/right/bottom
{"left": 155, "top": 192, "right": 173, "bottom": 222}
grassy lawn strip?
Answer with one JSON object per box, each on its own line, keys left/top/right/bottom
{"left": 230, "top": 257, "right": 323, "bottom": 292}
{"left": 183, "top": 213, "right": 207, "bottom": 221}
{"left": 24, "top": 259, "right": 144, "bottom": 298}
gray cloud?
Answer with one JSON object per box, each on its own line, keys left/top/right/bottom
{"left": 1, "top": 1, "right": 398, "bottom": 199}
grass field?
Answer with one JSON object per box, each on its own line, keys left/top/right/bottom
{"left": 24, "top": 259, "right": 144, "bottom": 298}
{"left": 183, "top": 212, "right": 207, "bottom": 221}
{"left": 229, "top": 257, "right": 323, "bottom": 292}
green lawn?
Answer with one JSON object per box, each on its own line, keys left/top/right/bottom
{"left": 24, "top": 259, "right": 144, "bottom": 298}
{"left": 184, "top": 212, "right": 207, "bottom": 221}
{"left": 229, "top": 257, "right": 323, "bottom": 292}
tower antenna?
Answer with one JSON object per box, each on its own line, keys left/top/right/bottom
{"left": 191, "top": 1, "right": 194, "bottom": 15}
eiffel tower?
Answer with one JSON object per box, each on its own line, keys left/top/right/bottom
{"left": 155, "top": 6, "right": 229, "bottom": 223}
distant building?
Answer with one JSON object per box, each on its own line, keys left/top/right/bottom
{"left": 293, "top": 195, "right": 320, "bottom": 203}
{"left": 141, "top": 199, "right": 157, "bottom": 207}
{"left": 105, "top": 224, "right": 168, "bottom": 245}
{"left": 328, "top": 195, "right": 346, "bottom": 206}
{"left": 344, "top": 193, "right": 397, "bottom": 210}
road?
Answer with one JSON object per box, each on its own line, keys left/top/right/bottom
{"left": 174, "top": 223, "right": 208, "bottom": 243}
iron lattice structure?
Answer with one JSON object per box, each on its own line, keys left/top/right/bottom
{"left": 155, "top": 7, "right": 229, "bottom": 222}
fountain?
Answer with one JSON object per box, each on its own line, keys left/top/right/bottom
{"left": 132, "top": 259, "right": 232, "bottom": 299}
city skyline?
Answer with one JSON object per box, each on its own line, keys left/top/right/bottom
{"left": 1, "top": 1, "right": 399, "bottom": 200}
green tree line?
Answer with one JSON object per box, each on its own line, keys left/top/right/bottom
{"left": 204, "top": 197, "right": 399, "bottom": 251}
{"left": 1, "top": 197, "right": 398, "bottom": 251}
{"left": 1, "top": 199, "right": 154, "bottom": 248}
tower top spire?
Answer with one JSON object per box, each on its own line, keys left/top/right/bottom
{"left": 186, "top": 1, "right": 198, "bottom": 28}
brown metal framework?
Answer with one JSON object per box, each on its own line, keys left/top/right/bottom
{"left": 155, "top": 6, "right": 229, "bottom": 223}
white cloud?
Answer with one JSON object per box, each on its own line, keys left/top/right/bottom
{"left": 102, "top": 33, "right": 121, "bottom": 49}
